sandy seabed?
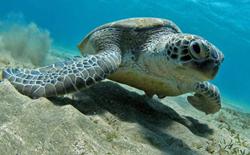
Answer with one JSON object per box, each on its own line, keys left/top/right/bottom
{"left": 0, "top": 49, "right": 249, "bottom": 155}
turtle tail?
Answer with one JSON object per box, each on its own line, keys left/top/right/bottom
{"left": 2, "top": 50, "right": 121, "bottom": 98}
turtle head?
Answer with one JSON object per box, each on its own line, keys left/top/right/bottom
{"left": 164, "top": 34, "right": 224, "bottom": 81}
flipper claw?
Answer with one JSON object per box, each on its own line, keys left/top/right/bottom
{"left": 187, "top": 82, "right": 221, "bottom": 114}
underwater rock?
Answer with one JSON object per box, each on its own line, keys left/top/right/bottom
{"left": 0, "top": 79, "right": 249, "bottom": 155}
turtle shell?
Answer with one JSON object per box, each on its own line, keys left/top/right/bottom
{"left": 78, "top": 17, "right": 182, "bottom": 54}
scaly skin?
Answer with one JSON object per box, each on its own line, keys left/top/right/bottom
{"left": 3, "top": 50, "right": 121, "bottom": 98}
{"left": 188, "top": 82, "right": 221, "bottom": 114}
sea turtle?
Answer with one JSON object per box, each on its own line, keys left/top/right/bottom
{"left": 1, "top": 18, "right": 224, "bottom": 114}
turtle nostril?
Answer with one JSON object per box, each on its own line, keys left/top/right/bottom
{"left": 211, "top": 50, "right": 224, "bottom": 64}
{"left": 211, "top": 51, "right": 218, "bottom": 59}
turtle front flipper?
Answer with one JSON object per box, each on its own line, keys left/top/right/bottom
{"left": 2, "top": 50, "right": 121, "bottom": 98}
{"left": 187, "top": 81, "right": 221, "bottom": 114}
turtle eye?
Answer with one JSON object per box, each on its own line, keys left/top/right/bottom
{"left": 190, "top": 41, "right": 208, "bottom": 59}
{"left": 192, "top": 43, "right": 200, "bottom": 54}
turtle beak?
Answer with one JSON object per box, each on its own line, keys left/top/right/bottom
{"left": 210, "top": 64, "right": 219, "bottom": 79}
{"left": 203, "top": 49, "right": 224, "bottom": 79}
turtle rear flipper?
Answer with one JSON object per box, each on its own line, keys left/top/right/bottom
{"left": 187, "top": 82, "right": 221, "bottom": 114}
{"left": 2, "top": 50, "right": 121, "bottom": 98}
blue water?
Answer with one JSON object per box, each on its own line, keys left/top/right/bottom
{"left": 1, "top": 0, "right": 250, "bottom": 111}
